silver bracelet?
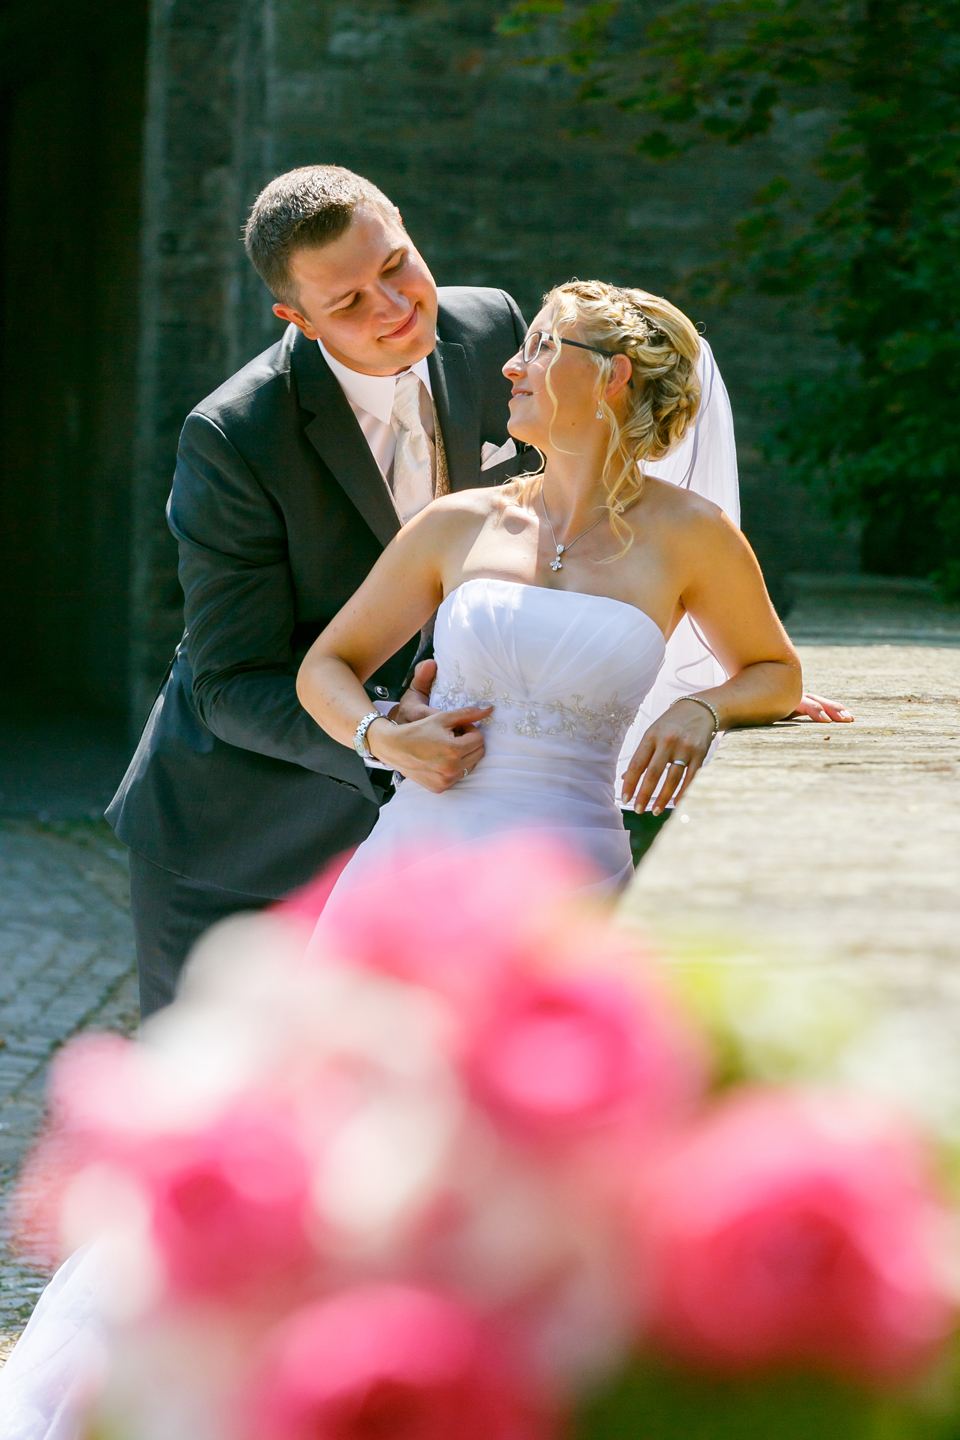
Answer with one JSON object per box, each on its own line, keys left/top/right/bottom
{"left": 670, "top": 694, "right": 721, "bottom": 736}
{"left": 353, "top": 711, "right": 385, "bottom": 758}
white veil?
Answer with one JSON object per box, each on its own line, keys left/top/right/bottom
{"left": 616, "top": 338, "right": 740, "bottom": 802}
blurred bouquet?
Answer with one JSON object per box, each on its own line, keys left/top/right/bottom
{"left": 10, "top": 837, "right": 960, "bottom": 1440}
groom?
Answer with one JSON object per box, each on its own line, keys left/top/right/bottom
{"left": 107, "top": 165, "right": 529, "bottom": 1017}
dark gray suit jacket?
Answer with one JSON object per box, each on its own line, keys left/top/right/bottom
{"left": 107, "top": 287, "right": 528, "bottom": 896}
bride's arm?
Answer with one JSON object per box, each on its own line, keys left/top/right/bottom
{"left": 622, "top": 507, "right": 803, "bottom": 815}
{"left": 297, "top": 500, "right": 493, "bottom": 793}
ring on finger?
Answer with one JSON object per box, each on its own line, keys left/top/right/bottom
{"left": 461, "top": 768, "right": 469, "bottom": 781}
{"left": 667, "top": 759, "right": 688, "bottom": 769}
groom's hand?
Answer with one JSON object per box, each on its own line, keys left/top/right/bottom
{"left": 792, "top": 692, "right": 855, "bottom": 723}
{"left": 367, "top": 705, "right": 493, "bottom": 792}
{"left": 390, "top": 660, "right": 438, "bottom": 726}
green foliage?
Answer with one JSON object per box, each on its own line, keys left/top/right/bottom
{"left": 575, "top": 1352, "right": 960, "bottom": 1440}
{"left": 496, "top": 1, "right": 960, "bottom": 590}
{"left": 496, "top": 0, "right": 566, "bottom": 37}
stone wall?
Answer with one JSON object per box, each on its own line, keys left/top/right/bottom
{"left": 129, "top": 0, "right": 270, "bottom": 721}
{"left": 130, "top": 0, "right": 859, "bottom": 721}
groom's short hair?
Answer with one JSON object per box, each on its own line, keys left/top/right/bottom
{"left": 244, "top": 165, "right": 400, "bottom": 305}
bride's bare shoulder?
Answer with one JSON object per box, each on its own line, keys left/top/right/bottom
{"left": 640, "top": 476, "right": 736, "bottom": 541}
{"left": 430, "top": 485, "right": 508, "bottom": 516}
{"left": 413, "top": 485, "right": 519, "bottom": 531}
{"left": 397, "top": 486, "right": 510, "bottom": 553}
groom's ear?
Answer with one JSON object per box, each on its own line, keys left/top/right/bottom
{"left": 273, "top": 302, "right": 321, "bottom": 341}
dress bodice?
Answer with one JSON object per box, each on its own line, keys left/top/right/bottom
{"left": 430, "top": 577, "right": 665, "bottom": 768}
{"left": 324, "top": 577, "right": 666, "bottom": 902}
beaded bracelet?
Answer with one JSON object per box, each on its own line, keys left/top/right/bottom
{"left": 669, "top": 694, "right": 721, "bottom": 736}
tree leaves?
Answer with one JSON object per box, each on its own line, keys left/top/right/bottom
{"left": 495, "top": 0, "right": 960, "bottom": 589}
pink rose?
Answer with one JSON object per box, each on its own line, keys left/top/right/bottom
{"left": 467, "top": 973, "right": 699, "bottom": 1145}
{"left": 35, "top": 1042, "right": 318, "bottom": 1299}
{"left": 47, "top": 1032, "right": 164, "bottom": 1141}
{"left": 248, "top": 1284, "right": 554, "bottom": 1440}
{"left": 640, "top": 1089, "right": 957, "bottom": 1381}
{"left": 314, "top": 835, "right": 592, "bottom": 1009}
{"left": 143, "top": 1108, "right": 315, "bottom": 1299}
{"left": 11, "top": 1035, "right": 166, "bottom": 1266}
{"left": 271, "top": 851, "right": 357, "bottom": 933}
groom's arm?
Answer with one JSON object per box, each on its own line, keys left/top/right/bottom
{"left": 167, "top": 412, "right": 376, "bottom": 797}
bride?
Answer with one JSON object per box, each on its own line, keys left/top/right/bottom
{"left": 0, "top": 282, "right": 800, "bottom": 1440}
{"left": 298, "top": 278, "right": 801, "bottom": 901}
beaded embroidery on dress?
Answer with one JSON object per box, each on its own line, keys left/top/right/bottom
{"left": 325, "top": 576, "right": 666, "bottom": 900}
{"left": 430, "top": 661, "right": 639, "bottom": 745}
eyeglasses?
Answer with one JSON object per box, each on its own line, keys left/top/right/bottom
{"left": 520, "top": 331, "right": 624, "bottom": 365}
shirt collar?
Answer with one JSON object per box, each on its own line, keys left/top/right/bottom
{"left": 318, "top": 340, "right": 433, "bottom": 426}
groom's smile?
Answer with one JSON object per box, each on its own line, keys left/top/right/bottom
{"left": 271, "top": 203, "right": 439, "bottom": 378}
{"left": 381, "top": 308, "right": 419, "bottom": 340}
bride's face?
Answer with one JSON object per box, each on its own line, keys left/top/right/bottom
{"left": 502, "top": 308, "right": 606, "bottom": 451}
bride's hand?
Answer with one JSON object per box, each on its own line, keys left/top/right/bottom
{"left": 389, "top": 660, "right": 438, "bottom": 725}
{"left": 620, "top": 701, "right": 717, "bottom": 816}
{"left": 367, "top": 705, "right": 493, "bottom": 792}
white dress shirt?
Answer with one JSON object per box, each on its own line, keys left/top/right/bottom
{"left": 318, "top": 340, "right": 435, "bottom": 518}
{"left": 317, "top": 340, "right": 436, "bottom": 771}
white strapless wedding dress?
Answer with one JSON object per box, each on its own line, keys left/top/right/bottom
{"left": 327, "top": 577, "right": 666, "bottom": 901}
{"left": 0, "top": 579, "right": 666, "bottom": 1440}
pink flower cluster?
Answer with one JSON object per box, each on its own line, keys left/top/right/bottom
{"left": 15, "top": 837, "right": 958, "bottom": 1440}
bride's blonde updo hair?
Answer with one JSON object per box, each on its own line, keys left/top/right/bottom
{"left": 513, "top": 279, "right": 702, "bottom": 552}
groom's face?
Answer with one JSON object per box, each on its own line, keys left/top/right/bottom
{"left": 272, "top": 205, "right": 439, "bottom": 376}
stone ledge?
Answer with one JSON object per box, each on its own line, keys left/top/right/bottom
{"left": 622, "top": 644, "right": 960, "bottom": 1010}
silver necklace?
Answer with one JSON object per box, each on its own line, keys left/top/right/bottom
{"left": 538, "top": 487, "right": 606, "bottom": 571}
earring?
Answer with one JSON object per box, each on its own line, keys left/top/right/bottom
{"left": 596, "top": 405, "right": 603, "bottom": 419}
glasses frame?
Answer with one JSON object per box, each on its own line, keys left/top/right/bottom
{"left": 520, "top": 331, "right": 634, "bottom": 388}
{"left": 521, "top": 331, "right": 624, "bottom": 365}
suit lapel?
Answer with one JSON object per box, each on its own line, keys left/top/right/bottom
{"left": 429, "top": 339, "right": 480, "bottom": 493}
{"left": 292, "top": 333, "right": 400, "bottom": 549}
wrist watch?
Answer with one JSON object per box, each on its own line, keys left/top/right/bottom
{"left": 354, "top": 711, "right": 384, "bottom": 758}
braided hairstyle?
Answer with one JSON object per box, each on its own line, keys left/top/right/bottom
{"left": 515, "top": 279, "right": 702, "bottom": 554}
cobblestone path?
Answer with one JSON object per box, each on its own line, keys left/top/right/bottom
{"left": 0, "top": 821, "right": 138, "bottom": 1347}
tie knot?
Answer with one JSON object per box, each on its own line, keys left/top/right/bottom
{"left": 392, "top": 370, "right": 423, "bottom": 429}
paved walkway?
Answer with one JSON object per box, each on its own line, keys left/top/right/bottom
{"left": 786, "top": 573, "right": 960, "bottom": 648}
{"left": 0, "top": 822, "right": 137, "bottom": 1340}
